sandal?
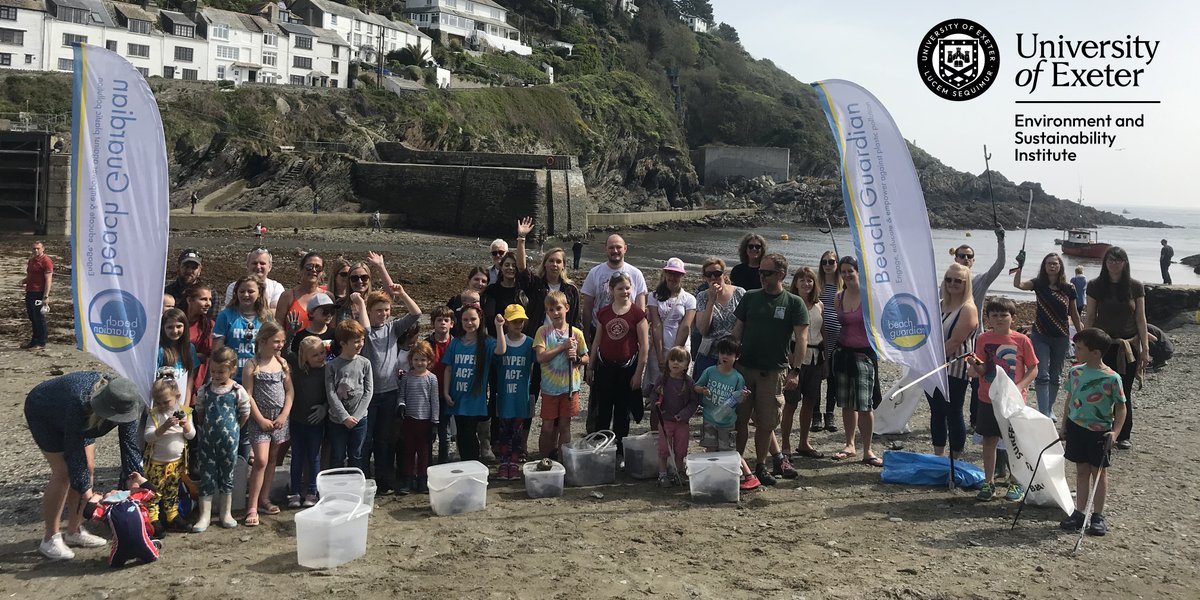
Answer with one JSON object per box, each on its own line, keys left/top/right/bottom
{"left": 259, "top": 503, "right": 281, "bottom": 515}
{"left": 832, "top": 450, "right": 857, "bottom": 461}
{"left": 794, "top": 447, "right": 826, "bottom": 459}
{"left": 861, "top": 455, "right": 883, "bottom": 467}
{"left": 244, "top": 512, "right": 260, "bottom": 527}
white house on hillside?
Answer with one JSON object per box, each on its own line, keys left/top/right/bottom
{"left": 0, "top": 0, "right": 46, "bottom": 70}
{"left": 159, "top": 9, "right": 207, "bottom": 80}
{"left": 681, "top": 13, "right": 707, "bottom": 33}
{"left": 614, "top": 0, "right": 638, "bottom": 16}
{"left": 403, "top": 0, "right": 530, "bottom": 56}
{"left": 289, "top": 0, "right": 429, "bottom": 64}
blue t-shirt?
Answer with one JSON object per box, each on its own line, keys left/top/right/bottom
{"left": 497, "top": 335, "right": 535, "bottom": 418}
{"left": 441, "top": 336, "right": 497, "bottom": 417}
{"left": 157, "top": 344, "right": 199, "bottom": 403}
{"left": 1070, "top": 275, "right": 1087, "bottom": 308}
{"left": 213, "top": 308, "right": 262, "bottom": 384}
{"left": 695, "top": 366, "right": 746, "bottom": 428}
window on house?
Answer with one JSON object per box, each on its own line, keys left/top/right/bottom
{"left": 353, "top": 33, "right": 361, "bottom": 45}
{"left": 63, "top": 33, "right": 87, "bottom": 47}
{"left": 128, "top": 19, "right": 150, "bottom": 34}
{"left": 418, "top": 13, "right": 427, "bottom": 22}
{"left": 329, "top": 15, "right": 336, "bottom": 25}
{"left": 58, "top": 7, "right": 89, "bottom": 24}
{"left": 264, "top": 33, "right": 276, "bottom": 46}
{"left": 135, "top": 66, "right": 148, "bottom": 77}
{"left": 0, "top": 28, "right": 23, "bottom": 45}
{"left": 295, "top": 36, "right": 312, "bottom": 49}
{"left": 293, "top": 55, "right": 311, "bottom": 69}
{"left": 446, "top": 0, "right": 457, "bottom": 7}
{"left": 163, "top": 66, "right": 174, "bottom": 78}
{"left": 262, "top": 51, "right": 276, "bottom": 66}
{"left": 127, "top": 43, "right": 150, "bottom": 58}
{"left": 26, "top": 53, "right": 33, "bottom": 64}
{"left": 330, "top": 61, "right": 338, "bottom": 74}
{"left": 0, "top": 53, "right": 11, "bottom": 66}
{"left": 211, "top": 23, "right": 229, "bottom": 40}
{"left": 354, "top": 20, "right": 360, "bottom": 31}
{"left": 58, "top": 57, "right": 73, "bottom": 71}
{"left": 366, "top": 23, "right": 372, "bottom": 34}
{"left": 0, "top": 7, "right": 17, "bottom": 20}
{"left": 216, "top": 45, "right": 238, "bottom": 60}
{"left": 217, "top": 64, "right": 225, "bottom": 78}
{"left": 290, "top": 75, "right": 304, "bottom": 85}
{"left": 175, "top": 24, "right": 194, "bottom": 38}
{"left": 182, "top": 68, "right": 197, "bottom": 80}
{"left": 330, "top": 79, "right": 337, "bottom": 88}
{"left": 174, "top": 46, "right": 193, "bottom": 62}
{"left": 430, "top": 14, "right": 438, "bottom": 24}
{"left": 106, "top": 40, "right": 117, "bottom": 51}
{"left": 332, "top": 45, "right": 339, "bottom": 58}
{"left": 465, "top": 1, "right": 474, "bottom": 13}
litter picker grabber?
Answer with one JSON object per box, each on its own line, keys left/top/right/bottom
{"left": 818, "top": 215, "right": 840, "bottom": 258}
{"left": 1009, "top": 189, "right": 1035, "bottom": 275}
{"left": 1010, "top": 437, "right": 1064, "bottom": 531}
{"left": 983, "top": 145, "right": 998, "bottom": 228}
{"left": 1073, "top": 436, "right": 1114, "bottom": 555}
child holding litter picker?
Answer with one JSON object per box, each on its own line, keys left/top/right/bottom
{"left": 1058, "top": 327, "right": 1127, "bottom": 536}
{"left": 652, "top": 346, "right": 699, "bottom": 486}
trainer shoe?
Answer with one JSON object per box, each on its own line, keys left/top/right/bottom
{"left": 739, "top": 474, "right": 762, "bottom": 491}
{"left": 976, "top": 482, "right": 995, "bottom": 501}
{"left": 1005, "top": 483, "right": 1025, "bottom": 502}
{"left": 1087, "top": 513, "right": 1108, "bottom": 536}
{"left": 286, "top": 494, "right": 302, "bottom": 509}
{"left": 1060, "top": 510, "right": 1085, "bottom": 531}
{"left": 1117, "top": 440, "right": 1132, "bottom": 450}
{"left": 657, "top": 473, "right": 672, "bottom": 488}
{"left": 773, "top": 454, "right": 799, "bottom": 480}
{"left": 38, "top": 533, "right": 75, "bottom": 560}
{"left": 754, "top": 463, "right": 777, "bottom": 486}
{"left": 63, "top": 529, "right": 107, "bottom": 548}
{"left": 302, "top": 494, "right": 319, "bottom": 507}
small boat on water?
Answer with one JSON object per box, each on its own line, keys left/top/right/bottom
{"left": 1056, "top": 228, "right": 1112, "bottom": 258}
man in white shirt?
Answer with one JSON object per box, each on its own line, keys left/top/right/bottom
{"left": 579, "top": 233, "right": 648, "bottom": 341}
{"left": 488, "top": 238, "right": 509, "bottom": 285}
{"left": 224, "top": 247, "right": 285, "bottom": 309}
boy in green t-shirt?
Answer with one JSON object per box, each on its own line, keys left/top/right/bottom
{"left": 695, "top": 337, "right": 760, "bottom": 491}
{"left": 1058, "top": 327, "right": 1127, "bottom": 537}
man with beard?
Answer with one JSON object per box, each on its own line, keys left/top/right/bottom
{"left": 165, "top": 250, "right": 203, "bottom": 307}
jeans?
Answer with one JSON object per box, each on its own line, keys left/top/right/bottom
{"left": 328, "top": 417, "right": 368, "bottom": 469}
{"left": 1031, "top": 332, "right": 1071, "bottom": 417}
{"left": 927, "top": 376, "right": 968, "bottom": 452}
{"left": 25, "top": 291, "right": 47, "bottom": 346}
{"left": 363, "top": 390, "right": 399, "bottom": 487}
{"left": 289, "top": 419, "right": 325, "bottom": 496}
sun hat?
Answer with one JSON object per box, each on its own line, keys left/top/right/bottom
{"left": 90, "top": 377, "right": 144, "bottom": 424}
{"left": 503, "top": 304, "right": 529, "bottom": 322}
{"left": 306, "top": 292, "right": 336, "bottom": 316}
{"left": 663, "top": 257, "right": 686, "bottom": 274}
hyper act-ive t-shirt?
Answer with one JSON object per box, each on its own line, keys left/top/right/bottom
{"left": 441, "top": 336, "right": 497, "bottom": 417}
{"left": 695, "top": 366, "right": 745, "bottom": 429}
{"left": 975, "top": 330, "right": 1038, "bottom": 404}
{"left": 497, "top": 335, "right": 535, "bottom": 418}
{"left": 1063, "top": 363, "right": 1127, "bottom": 431}
{"left": 533, "top": 325, "right": 588, "bottom": 395}
{"left": 212, "top": 308, "right": 262, "bottom": 384}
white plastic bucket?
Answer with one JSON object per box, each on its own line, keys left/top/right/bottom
{"left": 621, "top": 431, "right": 659, "bottom": 480}
{"left": 427, "top": 461, "right": 489, "bottom": 516}
{"left": 561, "top": 431, "right": 617, "bottom": 487}
{"left": 522, "top": 460, "right": 565, "bottom": 498}
{"left": 686, "top": 451, "right": 740, "bottom": 503}
{"left": 295, "top": 492, "right": 371, "bottom": 569}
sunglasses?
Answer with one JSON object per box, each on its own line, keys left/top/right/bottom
{"left": 303, "top": 264, "right": 324, "bottom": 273}
{"left": 747, "top": 244, "right": 763, "bottom": 250}
{"left": 956, "top": 253, "right": 974, "bottom": 260}
{"left": 758, "top": 269, "right": 782, "bottom": 277}
{"left": 944, "top": 277, "right": 966, "bottom": 285}
{"left": 820, "top": 259, "right": 837, "bottom": 266}
{"left": 350, "top": 274, "right": 370, "bottom": 283}
{"left": 703, "top": 270, "right": 724, "bottom": 279}
{"left": 491, "top": 250, "right": 506, "bottom": 257}
{"left": 1106, "top": 256, "right": 1127, "bottom": 263}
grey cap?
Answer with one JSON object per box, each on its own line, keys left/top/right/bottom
{"left": 306, "top": 292, "right": 336, "bottom": 316}
{"left": 90, "top": 377, "right": 144, "bottom": 424}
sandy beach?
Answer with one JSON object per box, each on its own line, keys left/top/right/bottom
{"left": 0, "top": 228, "right": 1196, "bottom": 599}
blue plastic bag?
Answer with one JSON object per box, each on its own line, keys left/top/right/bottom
{"left": 880, "top": 451, "right": 985, "bottom": 489}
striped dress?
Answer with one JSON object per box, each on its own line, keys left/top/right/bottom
{"left": 820, "top": 282, "right": 841, "bottom": 360}
{"left": 942, "top": 305, "right": 974, "bottom": 380}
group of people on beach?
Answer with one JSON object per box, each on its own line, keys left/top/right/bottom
{"left": 23, "top": 222, "right": 1149, "bottom": 561}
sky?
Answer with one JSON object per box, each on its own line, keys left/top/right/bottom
{"left": 708, "top": 0, "right": 1200, "bottom": 209}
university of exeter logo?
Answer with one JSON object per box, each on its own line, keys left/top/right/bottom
{"left": 917, "top": 18, "right": 1000, "bottom": 101}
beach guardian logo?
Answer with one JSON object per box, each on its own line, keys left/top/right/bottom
{"left": 917, "top": 18, "right": 1000, "bottom": 101}
{"left": 87, "top": 289, "right": 147, "bottom": 352}
{"left": 880, "top": 294, "right": 931, "bottom": 351}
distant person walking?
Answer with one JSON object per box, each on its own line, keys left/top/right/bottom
{"left": 190, "top": 191, "right": 198, "bottom": 214}
{"left": 21, "top": 240, "right": 53, "bottom": 351}
{"left": 371, "top": 211, "right": 381, "bottom": 232}
{"left": 1160, "top": 239, "right": 1173, "bottom": 285}
{"left": 572, "top": 240, "right": 584, "bottom": 270}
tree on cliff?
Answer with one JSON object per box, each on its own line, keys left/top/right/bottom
{"left": 714, "top": 22, "right": 739, "bottom": 44}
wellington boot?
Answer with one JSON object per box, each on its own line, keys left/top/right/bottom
{"left": 217, "top": 494, "right": 238, "bottom": 529}
{"left": 190, "top": 497, "right": 213, "bottom": 532}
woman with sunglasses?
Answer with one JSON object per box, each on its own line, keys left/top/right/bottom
{"left": 335, "top": 251, "right": 400, "bottom": 325}
{"left": 515, "top": 218, "right": 582, "bottom": 335}
{"left": 927, "top": 263, "right": 977, "bottom": 459}
{"left": 694, "top": 257, "right": 745, "bottom": 376}
{"left": 730, "top": 234, "right": 768, "bottom": 291}
{"left": 1083, "top": 246, "right": 1148, "bottom": 450}
{"left": 816, "top": 250, "right": 842, "bottom": 433}
{"left": 275, "top": 251, "right": 326, "bottom": 344}
{"left": 224, "top": 247, "right": 285, "bottom": 311}
{"left": 1013, "top": 253, "right": 1084, "bottom": 418}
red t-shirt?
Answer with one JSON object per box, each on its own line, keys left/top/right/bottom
{"left": 596, "top": 304, "right": 646, "bottom": 363}
{"left": 975, "top": 330, "right": 1038, "bottom": 404}
{"left": 188, "top": 317, "right": 213, "bottom": 404}
{"left": 26, "top": 255, "right": 53, "bottom": 293}
{"left": 426, "top": 335, "right": 451, "bottom": 383}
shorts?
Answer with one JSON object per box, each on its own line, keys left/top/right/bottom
{"left": 540, "top": 392, "right": 580, "bottom": 420}
{"left": 782, "top": 361, "right": 822, "bottom": 405}
{"left": 1063, "top": 419, "right": 1112, "bottom": 468}
{"left": 700, "top": 423, "right": 736, "bottom": 452}
{"left": 975, "top": 401, "right": 1002, "bottom": 438}
{"left": 734, "top": 365, "right": 784, "bottom": 431}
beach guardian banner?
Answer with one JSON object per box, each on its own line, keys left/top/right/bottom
{"left": 812, "top": 79, "right": 948, "bottom": 398}
{"left": 71, "top": 44, "right": 169, "bottom": 401}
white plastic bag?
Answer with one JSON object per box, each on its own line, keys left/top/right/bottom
{"left": 989, "top": 371, "right": 1073, "bottom": 514}
{"left": 875, "top": 367, "right": 921, "bottom": 435}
